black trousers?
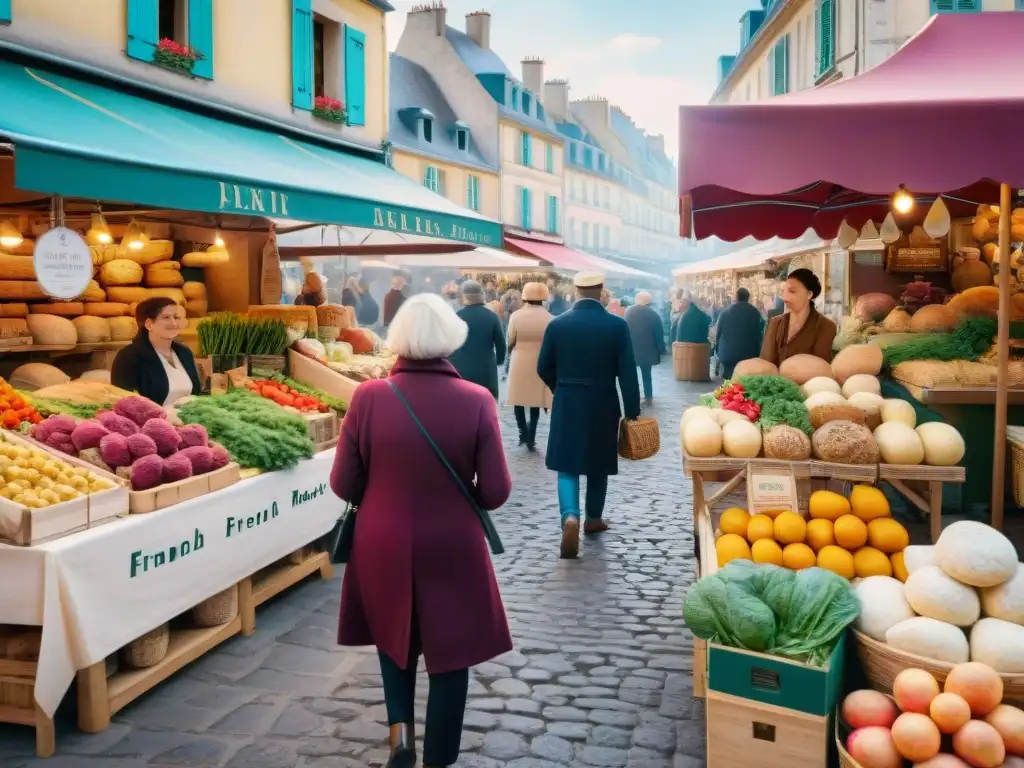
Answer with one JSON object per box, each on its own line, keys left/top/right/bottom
{"left": 514, "top": 406, "right": 539, "bottom": 441}
{"left": 378, "top": 606, "right": 469, "bottom": 767}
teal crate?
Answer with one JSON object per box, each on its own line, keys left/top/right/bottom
{"left": 707, "top": 631, "right": 846, "bottom": 717}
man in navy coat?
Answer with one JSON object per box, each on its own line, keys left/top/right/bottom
{"left": 537, "top": 272, "right": 642, "bottom": 559}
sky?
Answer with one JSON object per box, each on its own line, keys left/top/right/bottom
{"left": 386, "top": 0, "right": 757, "bottom": 159}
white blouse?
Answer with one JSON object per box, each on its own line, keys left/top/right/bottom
{"left": 158, "top": 351, "right": 194, "bottom": 408}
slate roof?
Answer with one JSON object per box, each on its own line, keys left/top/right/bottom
{"left": 388, "top": 54, "right": 495, "bottom": 171}
{"left": 609, "top": 108, "right": 676, "bottom": 189}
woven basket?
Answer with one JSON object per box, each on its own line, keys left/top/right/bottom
{"left": 835, "top": 719, "right": 858, "bottom": 768}
{"left": 248, "top": 354, "right": 287, "bottom": 376}
{"left": 122, "top": 623, "right": 170, "bottom": 669}
{"left": 672, "top": 342, "right": 710, "bottom": 381}
{"left": 890, "top": 360, "right": 959, "bottom": 388}
{"left": 955, "top": 361, "right": 997, "bottom": 387}
{"left": 1008, "top": 360, "right": 1024, "bottom": 387}
{"left": 191, "top": 585, "right": 238, "bottom": 628}
{"left": 317, "top": 326, "right": 340, "bottom": 345}
{"left": 618, "top": 417, "right": 660, "bottom": 461}
{"left": 1008, "top": 426, "right": 1024, "bottom": 507}
{"left": 853, "top": 629, "right": 1024, "bottom": 704}
{"left": 0, "top": 629, "right": 40, "bottom": 661}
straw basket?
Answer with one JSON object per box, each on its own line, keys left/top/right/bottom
{"left": 672, "top": 342, "right": 710, "bottom": 381}
{"left": 1008, "top": 426, "right": 1024, "bottom": 506}
{"left": 835, "top": 720, "right": 858, "bottom": 768}
{"left": 618, "top": 417, "right": 660, "bottom": 461}
{"left": 853, "top": 629, "right": 1024, "bottom": 704}
{"left": 248, "top": 354, "right": 287, "bottom": 377}
{"left": 122, "top": 623, "right": 170, "bottom": 669}
{"left": 191, "top": 585, "right": 239, "bottom": 628}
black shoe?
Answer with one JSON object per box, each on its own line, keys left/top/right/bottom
{"left": 526, "top": 440, "right": 536, "bottom": 452}
{"left": 386, "top": 724, "right": 416, "bottom": 768}
{"left": 517, "top": 430, "right": 527, "bottom": 446}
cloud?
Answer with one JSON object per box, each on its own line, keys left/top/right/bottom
{"left": 608, "top": 34, "right": 663, "bottom": 54}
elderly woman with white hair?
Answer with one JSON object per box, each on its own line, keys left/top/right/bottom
{"left": 331, "top": 294, "right": 512, "bottom": 768}
{"left": 624, "top": 291, "right": 667, "bottom": 405}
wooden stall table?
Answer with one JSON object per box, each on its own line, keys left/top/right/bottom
{"left": 877, "top": 464, "right": 966, "bottom": 544}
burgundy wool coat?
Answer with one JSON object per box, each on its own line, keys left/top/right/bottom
{"left": 331, "top": 357, "right": 513, "bottom": 673}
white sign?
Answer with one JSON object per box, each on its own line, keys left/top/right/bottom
{"left": 33, "top": 226, "right": 92, "bottom": 299}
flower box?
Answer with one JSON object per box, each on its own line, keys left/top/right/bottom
{"left": 153, "top": 38, "right": 203, "bottom": 75}
{"left": 313, "top": 97, "right": 347, "bottom": 125}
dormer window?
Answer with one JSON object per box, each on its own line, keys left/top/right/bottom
{"left": 454, "top": 121, "right": 470, "bottom": 152}
{"left": 422, "top": 117, "right": 433, "bottom": 143}
{"left": 510, "top": 85, "right": 520, "bottom": 111}
{"left": 569, "top": 142, "right": 578, "bottom": 162}
{"left": 522, "top": 91, "right": 533, "bottom": 116}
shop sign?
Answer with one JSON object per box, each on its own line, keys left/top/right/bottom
{"left": 747, "top": 465, "right": 798, "bottom": 517}
{"left": 33, "top": 226, "right": 93, "bottom": 300}
{"left": 372, "top": 205, "right": 495, "bottom": 246}
{"left": 218, "top": 182, "right": 290, "bottom": 217}
{"left": 886, "top": 230, "right": 947, "bottom": 273}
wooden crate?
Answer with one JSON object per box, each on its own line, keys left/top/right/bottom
{"left": 303, "top": 411, "right": 338, "bottom": 450}
{"left": 287, "top": 349, "right": 359, "bottom": 405}
{"left": 129, "top": 463, "right": 241, "bottom": 514}
{"left": 706, "top": 691, "right": 830, "bottom": 768}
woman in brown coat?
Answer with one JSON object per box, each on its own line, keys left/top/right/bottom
{"left": 761, "top": 268, "right": 837, "bottom": 365}
{"left": 506, "top": 282, "right": 553, "bottom": 451}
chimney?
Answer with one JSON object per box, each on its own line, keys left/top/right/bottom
{"left": 571, "top": 96, "right": 610, "bottom": 129}
{"left": 407, "top": 2, "right": 447, "bottom": 36}
{"left": 646, "top": 134, "right": 665, "bottom": 155}
{"left": 465, "top": 10, "right": 491, "bottom": 49}
{"left": 521, "top": 56, "right": 544, "bottom": 96}
{"left": 543, "top": 78, "right": 569, "bottom": 120}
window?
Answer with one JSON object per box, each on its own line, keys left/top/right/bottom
{"left": 313, "top": 19, "right": 325, "bottom": 98}
{"left": 522, "top": 91, "right": 533, "bottom": 116}
{"left": 930, "top": 0, "right": 980, "bottom": 10}
{"left": 537, "top": 103, "right": 545, "bottom": 121}
{"left": 581, "top": 222, "right": 590, "bottom": 248}
{"left": 510, "top": 85, "right": 520, "bottom": 111}
{"left": 422, "top": 118, "right": 433, "bottom": 143}
{"left": 602, "top": 187, "right": 610, "bottom": 209}
{"left": 424, "top": 166, "right": 440, "bottom": 194}
{"left": 456, "top": 128, "right": 468, "bottom": 151}
{"left": 772, "top": 35, "right": 789, "bottom": 96}
{"left": 583, "top": 147, "right": 593, "bottom": 168}
{"left": 569, "top": 143, "right": 578, "bottom": 163}
{"left": 547, "top": 195, "right": 559, "bottom": 234}
{"left": 467, "top": 175, "right": 480, "bottom": 212}
{"left": 603, "top": 225, "right": 611, "bottom": 249}
{"left": 814, "top": 0, "right": 835, "bottom": 79}
{"left": 127, "top": 0, "right": 214, "bottom": 79}
{"left": 519, "top": 187, "right": 532, "bottom": 230}
{"left": 520, "top": 131, "right": 532, "bottom": 167}
{"left": 597, "top": 154, "right": 606, "bottom": 173}
{"left": 545, "top": 144, "right": 554, "bottom": 173}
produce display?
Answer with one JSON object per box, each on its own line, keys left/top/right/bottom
{"left": 714, "top": 485, "right": 910, "bottom": 582}
{"left": 241, "top": 374, "right": 343, "bottom": 415}
{"left": 176, "top": 390, "right": 315, "bottom": 472}
{"left": 295, "top": 335, "right": 395, "bottom": 384}
{"left": 0, "top": 432, "right": 117, "bottom": 507}
{"left": 195, "top": 313, "right": 289, "bottom": 358}
{"left": 684, "top": 559, "right": 859, "bottom": 666}
{"left": 841, "top": 664, "right": 1021, "bottom": 767}
{"left": 853, "top": 521, "right": 1024, "bottom": 672}
{"left": 0, "top": 377, "right": 42, "bottom": 430}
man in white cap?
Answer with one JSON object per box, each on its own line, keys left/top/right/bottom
{"left": 537, "top": 272, "right": 642, "bottom": 559}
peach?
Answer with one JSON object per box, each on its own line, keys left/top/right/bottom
{"left": 892, "top": 712, "right": 942, "bottom": 762}
{"left": 931, "top": 693, "right": 973, "bottom": 735}
{"left": 945, "top": 662, "right": 1004, "bottom": 718}
{"left": 848, "top": 726, "right": 903, "bottom": 768}
{"left": 986, "top": 705, "right": 1024, "bottom": 757}
{"left": 913, "top": 756, "right": 971, "bottom": 768}
{"left": 894, "top": 668, "right": 941, "bottom": 714}
{"left": 843, "top": 690, "right": 900, "bottom": 729}
{"left": 953, "top": 720, "right": 1006, "bottom": 768}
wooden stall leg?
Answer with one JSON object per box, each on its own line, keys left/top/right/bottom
{"left": 76, "top": 661, "right": 111, "bottom": 733}
{"left": 34, "top": 704, "right": 55, "bottom": 758}
{"left": 929, "top": 482, "right": 943, "bottom": 544}
{"left": 318, "top": 557, "right": 333, "bottom": 580}
{"left": 238, "top": 576, "right": 255, "bottom": 637}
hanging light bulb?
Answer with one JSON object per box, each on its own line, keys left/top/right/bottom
{"left": 892, "top": 185, "right": 915, "bottom": 215}
{"left": 86, "top": 213, "right": 113, "bottom": 245}
{"left": 880, "top": 213, "right": 901, "bottom": 244}
{"left": 923, "top": 196, "right": 951, "bottom": 239}
{"left": 860, "top": 220, "right": 880, "bottom": 240}
{"left": 120, "top": 219, "right": 148, "bottom": 252}
{"left": 213, "top": 232, "right": 226, "bottom": 249}
{"left": 837, "top": 220, "right": 859, "bottom": 249}
{"left": 0, "top": 219, "right": 24, "bottom": 249}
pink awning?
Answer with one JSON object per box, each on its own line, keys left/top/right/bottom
{"left": 505, "top": 236, "right": 660, "bottom": 281}
{"left": 678, "top": 12, "right": 1024, "bottom": 241}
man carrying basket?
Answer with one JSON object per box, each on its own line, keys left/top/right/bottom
{"left": 537, "top": 272, "right": 642, "bottom": 559}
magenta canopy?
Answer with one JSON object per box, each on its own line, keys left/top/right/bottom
{"left": 678, "top": 12, "right": 1024, "bottom": 242}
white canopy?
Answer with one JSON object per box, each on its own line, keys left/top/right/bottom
{"left": 673, "top": 231, "right": 828, "bottom": 276}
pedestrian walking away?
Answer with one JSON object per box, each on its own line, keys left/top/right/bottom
{"left": 447, "top": 280, "right": 506, "bottom": 399}
{"left": 506, "top": 281, "right": 553, "bottom": 451}
{"left": 537, "top": 271, "right": 642, "bottom": 559}
{"left": 714, "top": 287, "right": 765, "bottom": 379}
{"left": 382, "top": 273, "right": 408, "bottom": 330}
{"left": 331, "top": 293, "right": 512, "bottom": 768}
{"left": 625, "top": 290, "right": 666, "bottom": 405}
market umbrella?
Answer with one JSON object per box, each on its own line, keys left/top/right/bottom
{"left": 677, "top": 12, "right": 1024, "bottom": 527}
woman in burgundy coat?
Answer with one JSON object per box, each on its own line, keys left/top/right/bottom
{"left": 331, "top": 293, "right": 513, "bottom": 768}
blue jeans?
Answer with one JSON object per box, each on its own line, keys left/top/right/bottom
{"left": 638, "top": 365, "right": 653, "bottom": 399}
{"left": 557, "top": 473, "right": 608, "bottom": 526}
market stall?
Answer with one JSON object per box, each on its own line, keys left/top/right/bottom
{"left": 677, "top": 11, "right": 1024, "bottom": 767}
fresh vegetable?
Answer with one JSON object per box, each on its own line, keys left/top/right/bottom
{"left": 162, "top": 452, "right": 193, "bottom": 483}
{"left": 196, "top": 313, "right": 289, "bottom": 357}
{"left": 98, "top": 432, "right": 132, "bottom": 468}
{"left": 130, "top": 453, "right": 165, "bottom": 491}
{"left": 0, "top": 435, "right": 116, "bottom": 507}
{"left": 758, "top": 399, "right": 813, "bottom": 436}
{"left": 142, "top": 418, "right": 183, "bottom": 457}
{"left": 734, "top": 375, "right": 804, "bottom": 406}
{"left": 176, "top": 391, "right": 314, "bottom": 471}
{"left": 33, "top": 398, "right": 103, "bottom": 420}
{"left": 177, "top": 424, "right": 208, "bottom": 448}
{"left": 209, "top": 442, "right": 230, "bottom": 470}
{"left": 883, "top": 317, "right": 1003, "bottom": 367}
{"left": 0, "top": 377, "right": 43, "bottom": 431}
{"left": 243, "top": 377, "right": 330, "bottom": 413}
{"left": 70, "top": 420, "right": 110, "bottom": 452}
{"left": 114, "top": 395, "right": 166, "bottom": 427}
{"left": 713, "top": 381, "right": 761, "bottom": 422}
{"left": 97, "top": 410, "right": 139, "bottom": 437}
{"left": 126, "top": 433, "right": 158, "bottom": 461}
{"left": 267, "top": 373, "right": 346, "bottom": 413}
{"left": 179, "top": 445, "right": 215, "bottom": 474}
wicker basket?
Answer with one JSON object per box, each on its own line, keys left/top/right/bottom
{"left": 853, "top": 629, "right": 1024, "bottom": 704}
{"left": 835, "top": 719, "right": 858, "bottom": 768}
{"left": 248, "top": 355, "right": 286, "bottom": 377}
{"left": 955, "top": 361, "right": 997, "bottom": 387}
{"left": 122, "top": 623, "right": 170, "bottom": 669}
{"left": 0, "top": 629, "right": 41, "bottom": 661}
{"left": 1008, "top": 426, "right": 1024, "bottom": 507}
{"left": 191, "top": 585, "right": 239, "bottom": 628}
{"left": 672, "top": 342, "right": 710, "bottom": 381}
{"left": 618, "top": 417, "right": 660, "bottom": 460}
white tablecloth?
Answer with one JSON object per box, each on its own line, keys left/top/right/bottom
{"left": 0, "top": 450, "right": 340, "bottom": 718}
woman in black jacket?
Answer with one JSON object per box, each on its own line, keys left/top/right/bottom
{"left": 111, "top": 297, "right": 202, "bottom": 408}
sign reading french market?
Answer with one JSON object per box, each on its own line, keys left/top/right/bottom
{"left": 33, "top": 226, "right": 92, "bottom": 300}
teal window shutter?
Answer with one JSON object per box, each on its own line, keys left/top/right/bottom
{"left": 545, "top": 144, "right": 554, "bottom": 173}
{"left": 126, "top": 0, "right": 158, "bottom": 61}
{"left": 291, "top": 0, "right": 313, "bottom": 110}
{"left": 344, "top": 26, "right": 367, "bottom": 126}
{"left": 772, "top": 36, "right": 788, "bottom": 95}
{"left": 547, "top": 195, "right": 558, "bottom": 234}
{"left": 424, "top": 167, "right": 439, "bottom": 193}
{"left": 815, "top": 0, "right": 835, "bottom": 78}
{"left": 188, "top": 0, "right": 214, "bottom": 79}
{"left": 931, "top": 0, "right": 981, "bottom": 10}
{"left": 0, "top": 0, "right": 10, "bottom": 23}
{"left": 520, "top": 187, "right": 532, "bottom": 230}
{"left": 467, "top": 175, "right": 480, "bottom": 212}
{"left": 521, "top": 132, "right": 532, "bottom": 166}
{"left": 1017, "top": 0, "right": 1024, "bottom": 9}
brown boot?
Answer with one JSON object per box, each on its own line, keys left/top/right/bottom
{"left": 584, "top": 519, "right": 609, "bottom": 534}
{"left": 386, "top": 723, "right": 416, "bottom": 768}
{"left": 560, "top": 517, "right": 580, "bottom": 559}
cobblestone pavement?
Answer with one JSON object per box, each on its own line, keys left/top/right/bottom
{"left": 1, "top": 365, "right": 707, "bottom": 768}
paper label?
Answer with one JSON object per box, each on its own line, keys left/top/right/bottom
{"left": 33, "top": 226, "right": 92, "bottom": 299}
{"left": 747, "top": 467, "right": 798, "bottom": 516}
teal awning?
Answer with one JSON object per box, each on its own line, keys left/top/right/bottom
{"left": 0, "top": 60, "right": 502, "bottom": 246}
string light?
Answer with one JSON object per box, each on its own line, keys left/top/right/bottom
{"left": 86, "top": 213, "right": 113, "bottom": 245}
{"left": 0, "top": 219, "right": 24, "bottom": 249}
{"left": 892, "top": 185, "right": 914, "bottom": 215}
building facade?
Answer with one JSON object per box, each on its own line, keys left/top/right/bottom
{"left": 715, "top": 0, "right": 1021, "bottom": 105}
{"left": 395, "top": 6, "right": 565, "bottom": 243}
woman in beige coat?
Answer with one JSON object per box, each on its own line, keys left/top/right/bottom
{"left": 507, "top": 282, "right": 553, "bottom": 451}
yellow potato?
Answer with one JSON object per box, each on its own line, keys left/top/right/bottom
{"left": 28, "top": 456, "right": 45, "bottom": 472}
{"left": 6, "top": 481, "right": 24, "bottom": 495}
{"left": 0, "top": 487, "right": 14, "bottom": 499}
{"left": 13, "top": 447, "right": 29, "bottom": 459}
{"left": 56, "top": 472, "right": 71, "bottom": 485}
{"left": 40, "top": 464, "right": 59, "bottom": 479}
{"left": 53, "top": 484, "right": 77, "bottom": 500}
{"left": 3, "top": 466, "right": 20, "bottom": 481}
{"left": 70, "top": 466, "right": 89, "bottom": 478}
{"left": 35, "top": 476, "right": 53, "bottom": 490}
{"left": 14, "top": 458, "right": 28, "bottom": 469}
{"left": 19, "top": 468, "right": 39, "bottom": 485}
{"left": 39, "top": 489, "right": 60, "bottom": 504}
{"left": 11, "top": 493, "right": 25, "bottom": 504}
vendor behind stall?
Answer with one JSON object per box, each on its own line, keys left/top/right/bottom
{"left": 761, "top": 268, "right": 836, "bottom": 365}
{"left": 111, "top": 297, "right": 202, "bottom": 408}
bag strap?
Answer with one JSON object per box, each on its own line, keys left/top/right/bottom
{"left": 386, "top": 380, "right": 505, "bottom": 555}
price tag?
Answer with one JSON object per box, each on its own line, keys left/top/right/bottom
{"left": 747, "top": 466, "right": 798, "bottom": 517}
{"left": 33, "top": 226, "right": 92, "bottom": 299}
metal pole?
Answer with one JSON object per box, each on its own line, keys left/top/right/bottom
{"left": 991, "top": 182, "right": 1012, "bottom": 530}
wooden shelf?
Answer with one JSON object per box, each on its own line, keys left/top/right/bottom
{"left": 0, "top": 341, "right": 131, "bottom": 355}
{"left": 901, "top": 384, "right": 1024, "bottom": 406}
{"left": 252, "top": 551, "right": 331, "bottom": 608}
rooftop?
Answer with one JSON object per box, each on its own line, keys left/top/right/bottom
{"left": 608, "top": 108, "right": 676, "bottom": 190}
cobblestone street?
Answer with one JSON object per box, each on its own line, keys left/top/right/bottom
{"left": 1, "top": 365, "right": 706, "bottom": 768}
